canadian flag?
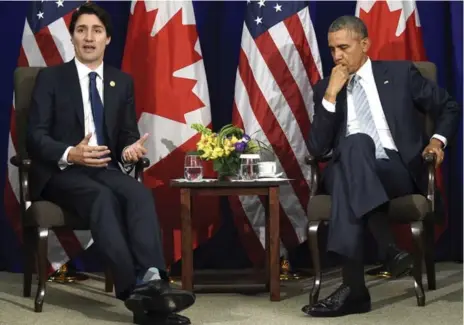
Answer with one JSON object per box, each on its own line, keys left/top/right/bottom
{"left": 356, "top": 0, "right": 447, "bottom": 249}
{"left": 122, "top": 0, "right": 220, "bottom": 265}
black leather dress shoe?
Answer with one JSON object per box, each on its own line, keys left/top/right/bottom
{"left": 133, "top": 311, "right": 191, "bottom": 325}
{"left": 302, "top": 284, "right": 371, "bottom": 317}
{"left": 125, "top": 280, "right": 195, "bottom": 315}
{"left": 385, "top": 246, "right": 413, "bottom": 278}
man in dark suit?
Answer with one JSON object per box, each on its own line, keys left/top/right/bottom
{"left": 302, "top": 16, "right": 460, "bottom": 317}
{"left": 27, "top": 3, "right": 194, "bottom": 324}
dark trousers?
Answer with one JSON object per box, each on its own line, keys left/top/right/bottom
{"left": 42, "top": 165, "right": 166, "bottom": 300}
{"left": 323, "top": 134, "right": 417, "bottom": 261}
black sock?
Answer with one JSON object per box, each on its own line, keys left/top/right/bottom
{"left": 342, "top": 258, "right": 366, "bottom": 295}
{"left": 367, "top": 209, "right": 396, "bottom": 260}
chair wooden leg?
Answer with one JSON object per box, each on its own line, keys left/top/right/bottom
{"left": 308, "top": 221, "right": 322, "bottom": 306}
{"left": 23, "top": 227, "right": 36, "bottom": 297}
{"left": 104, "top": 267, "right": 114, "bottom": 293}
{"left": 410, "top": 221, "right": 425, "bottom": 306}
{"left": 35, "top": 228, "right": 49, "bottom": 313}
{"left": 424, "top": 220, "right": 436, "bottom": 290}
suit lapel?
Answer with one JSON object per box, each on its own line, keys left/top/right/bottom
{"left": 66, "top": 60, "right": 85, "bottom": 131}
{"left": 372, "top": 61, "right": 397, "bottom": 138}
{"left": 103, "top": 65, "right": 117, "bottom": 143}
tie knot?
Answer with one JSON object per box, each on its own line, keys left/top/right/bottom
{"left": 89, "top": 72, "right": 98, "bottom": 81}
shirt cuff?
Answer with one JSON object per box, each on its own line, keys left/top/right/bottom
{"left": 58, "top": 146, "right": 74, "bottom": 170}
{"left": 322, "top": 98, "right": 336, "bottom": 113}
{"left": 431, "top": 134, "right": 447, "bottom": 148}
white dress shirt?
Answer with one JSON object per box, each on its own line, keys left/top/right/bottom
{"left": 58, "top": 58, "right": 104, "bottom": 169}
{"left": 321, "top": 58, "right": 447, "bottom": 150}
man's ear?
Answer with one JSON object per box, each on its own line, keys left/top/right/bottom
{"left": 106, "top": 37, "right": 111, "bottom": 46}
{"left": 362, "top": 37, "right": 371, "bottom": 53}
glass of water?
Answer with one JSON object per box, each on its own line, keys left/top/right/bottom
{"left": 184, "top": 154, "right": 203, "bottom": 181}
{"left": 239, "top": 154, "right": 260, "bottom": 180}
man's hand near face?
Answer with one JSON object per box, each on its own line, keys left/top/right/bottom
{"left": 325, "top": 64, "right": 350, "bottom": 104}
{"left": 67, "top": 133, "right": 111, "bottom": 167}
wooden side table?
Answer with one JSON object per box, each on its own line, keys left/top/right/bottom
{"left": 170, "top": 178, "right": 289, "bottom": 301}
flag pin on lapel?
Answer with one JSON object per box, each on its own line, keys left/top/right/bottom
{"left": 384, "top": 80, "right": 389, "bottom": 84}
{"left": 110, "top": 81, "right": 116, "bottom": 87}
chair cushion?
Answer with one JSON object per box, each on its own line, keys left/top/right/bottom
{"left": 24, "top": 201, "right": 89, "bottom": 229}
{"left": 307, "top": 194, "right": 431, "bottom": 223}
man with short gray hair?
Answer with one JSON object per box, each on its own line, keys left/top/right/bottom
{"left": 302, "top": 15, "right": 460, "bottom": 317}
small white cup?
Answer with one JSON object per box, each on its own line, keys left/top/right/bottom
{"left": 258, "top": 161, "right": 276, "bottom": 176}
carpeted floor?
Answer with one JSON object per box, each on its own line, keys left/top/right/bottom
{"left": 0, "top": 262, "right": 461, "bottom": 325}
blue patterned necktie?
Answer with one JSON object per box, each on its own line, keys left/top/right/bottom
{"left": 89, "top": 72, "right": 105, "bottom": 146}
{"left": 348, "top": 75, "right": 389, "bottom": 160}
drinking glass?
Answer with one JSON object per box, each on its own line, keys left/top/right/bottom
{"left": 184, "top": 154, "right": 203, "bottom": 181}
{"left": 239, "top": 154, "right": 260, "bottom": 180}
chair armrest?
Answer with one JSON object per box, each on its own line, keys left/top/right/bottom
{"left": 9, "top": 155, "right": 32, "bottom": 208}
{"left": 423, "top": 152, "right": 436, "bottom": 211}
{"left": 134, "top": 157, "right": 150, "bottom": 183}
{"left": 10, "top": 155, "right": 31, "bottom": 170}
{"left": 304, "top": 153, "right": 332, "bottom": 197}
{"left": 304, "top": 151, "right": 333, "bottom": 165}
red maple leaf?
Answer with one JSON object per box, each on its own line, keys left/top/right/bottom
{"left": 359, "top": 2, "right": 427, "bottom": 61}
{"left": 122, "top": 1, "right": 204, "bottom": 123}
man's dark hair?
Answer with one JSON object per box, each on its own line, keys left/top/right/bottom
{"left": 328, "top": 15, "right": 368, "bottom": 39}
{"left": 68, "top": 2, "right": 113, "bottom": 38}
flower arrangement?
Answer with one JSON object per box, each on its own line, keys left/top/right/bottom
{"left": 190, "top": 123, "right": 267, "bottom": 179}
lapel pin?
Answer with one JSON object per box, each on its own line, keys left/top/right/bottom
{"left": 384, "top": 80, "right": 389, "bottom": 84}
{"left": 110, "top": 81, "right": 116, "bottom": 87}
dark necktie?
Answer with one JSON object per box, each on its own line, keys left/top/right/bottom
{"left": 89, "top": 72, "right": 105, "bottom": 146}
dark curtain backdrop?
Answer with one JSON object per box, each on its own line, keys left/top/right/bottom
{"left": 0, "top": 1, "right": 462, "bottom": 273}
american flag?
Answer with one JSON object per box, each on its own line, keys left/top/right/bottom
{"left": 5, "top": 0, "right": 92, "bottom": 272}
{"left": 230, "top": 0, "right": 322, "bottom": 264}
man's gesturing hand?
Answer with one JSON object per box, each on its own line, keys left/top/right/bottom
{"left": 122, "top": 133, "right": 149, "bottom": 164}
{"left": 324, "top": 64, "right": 349, "bottom": 104}
{"left": 67, "top": 133, "right": 111, "bottom": 167}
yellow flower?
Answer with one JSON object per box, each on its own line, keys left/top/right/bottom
{"left": 201, "top": 146, "right": 212, "bottom": 159}
{"left": 230, "top": 136, "right": 239, "bottom": 145}
{"left": 210, "top": 147, "right": 224, "bottom": 159}
{"left": 198, "top": 133, "right": 214, "bottom": 151}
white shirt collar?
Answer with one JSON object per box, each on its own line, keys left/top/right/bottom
{"left": 74, "top": 57, "right": 104, "bottom": 81}
{"left": 353, "top": 57, "right": 372, "bottom": 81}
